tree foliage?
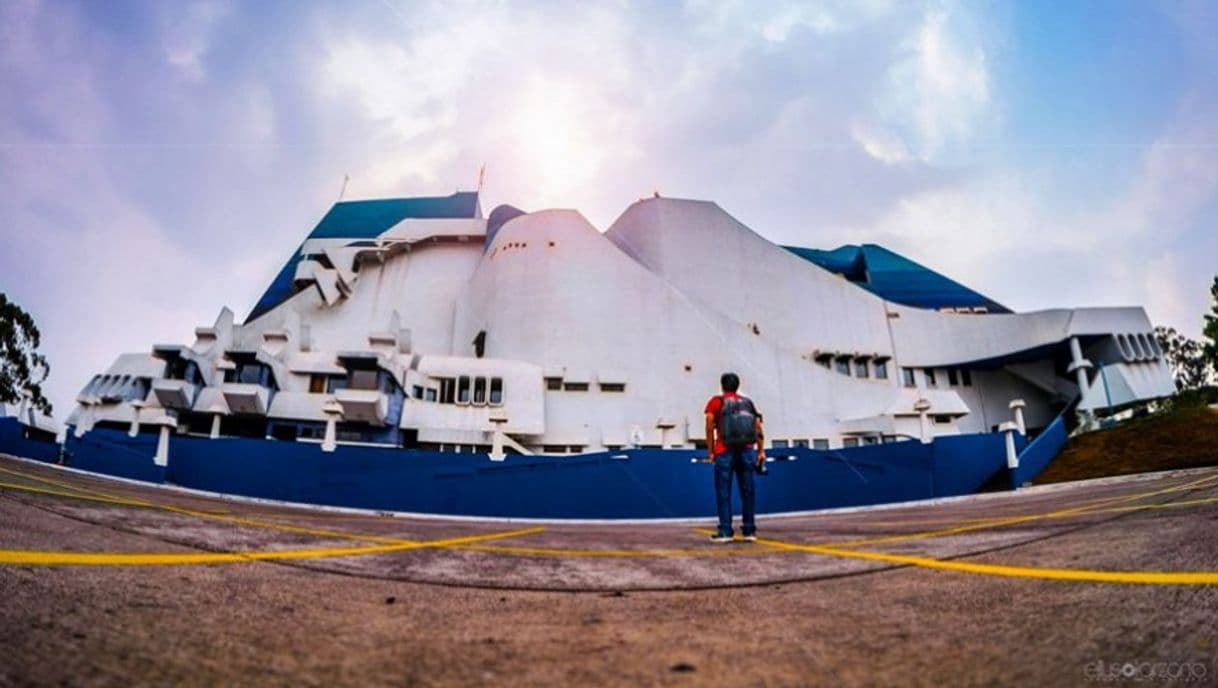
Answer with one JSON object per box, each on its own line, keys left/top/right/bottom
{"left": 1155, "top": 325, "right": 1212, "bottom": 391}
{"left": 1203, "top": 275, "right": 1218, "bottom": 372}
{"left": 0, "top": 293, "right": 52, "bottom": 415}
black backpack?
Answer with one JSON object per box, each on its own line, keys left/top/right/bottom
{"left": 719, "top": 395, "right": 758, "bottom": 448}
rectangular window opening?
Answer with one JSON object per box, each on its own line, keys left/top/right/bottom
{"left": 308, "top": 375, "right": 327, "bottom": 394}
{"left": 489, "top": 378, "right": 504, "bottom": 406}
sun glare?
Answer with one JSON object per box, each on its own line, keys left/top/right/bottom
{"left": 510, "top": 79, "right": 604, "bottom": 205}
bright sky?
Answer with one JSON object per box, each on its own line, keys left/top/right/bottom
{"left": 2, "top": 0, "right": 1216, "bottom": 418}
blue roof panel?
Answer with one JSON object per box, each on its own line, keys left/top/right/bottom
{"left": 783, "top": 244, "right": 1010, "bottom": 313}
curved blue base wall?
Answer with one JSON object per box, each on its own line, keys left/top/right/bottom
{"left": 0, "top": 417, "right": 61, "bottom": 464}
{"left": 29, "top": 427, "right": 1023, "bottom": 519}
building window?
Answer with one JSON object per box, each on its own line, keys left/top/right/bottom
{"left": 563, "top": 382, "right": 589, "bottom": 391}
{"left": 600, "top": 382, "right": 626, "bottom": 392}
{"left": 545, "top": 377, "right": 562, "bottom": 391}
{"left": 933, "top": 414, "right": 952, "bottom": 424}
{"left": 874, "top": 360, "right": 888, "bottom": 379}
{"left": 309, "top": 375, "right": 327, "bottom": 394}
{"left": 438, "top": 378, "right": 455, "bottom": 404}
{"left": 812, "top": 438, "right": 829, "bottom": 450}
{"left": 489, "top": 378, "right": 504, "bottom": 406}
{"left": 348, "top": 369, "right": 378, "bottom": 391}
{"left": 902, "top": 368, "right": 916, "bottom": 388}
{"left": 473, "top": 377, "right": 487, "bottom": 405}
{"left": 855, "top": 360, "right": 869, "bottom": 378}
{"left": 457, "top": 376, "right": 471, "bottom": 404}
{"left": 412, "top": 385, "right": 424, "bottom": 400}
{"left": 843, "top": 437, "right": 860, "bottom": 448}
{"left": 947, "top": 369, "right": 959, "bottom": 386}
{"left": 863, "top": 436, "right": 879, "bottom": 445}
{"left": 924, "top": 368, "right": 937, "bottom": 387}
{"left": 792, "top": 439, "right": 809, "bottom": 448}
{"left": 542, "top": 445, "right": 567, "bottom": 454}
{"left": 961, "top": 369, "right": 973, "bottom": 386}
{"left": 836, "top": 358, "right": 851, "bottom": 376}
{"left": 425, "top": 387, "right": 437, "bottom": 402}
{"left": 772, "top": 439, "right": 789, "bottom": 449}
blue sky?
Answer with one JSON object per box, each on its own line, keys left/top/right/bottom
{"left": 2, "top": 0, "right": 1216, "bottom": 417}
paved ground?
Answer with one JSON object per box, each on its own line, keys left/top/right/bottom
{"left": 1, "top": 454, "right": 1216, "bottom": 687}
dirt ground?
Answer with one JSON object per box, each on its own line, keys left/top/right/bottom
{"left": 1, "top": 455, "right": 1216, "bottom": 687}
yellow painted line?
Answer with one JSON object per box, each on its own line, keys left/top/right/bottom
{"left": 758, "top": 536, "right": 1218, "bottom": 586}
{"left": 0, "top": 480, "right": 152, "bottom": 507}
{"left": 0, "top": 464, "right": 417, "bottom": 545}
{"left": 830, "top": 472, "right": 1218, "bottom": 549}
{"left": 0, "top": 526, "right": 545, "bottom": 566}
{"left": 455, "top": 542, "right": 786, "bottom": 558}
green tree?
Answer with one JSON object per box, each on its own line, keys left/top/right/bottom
{"left": 1203, "top": 275, "right": 1218, "bottom": 372}
{"left": 1155, "top": 325, "right": 1211, "bottom": 391}
{"left": 0, "top": 293, "right": 52, "bottom": 415}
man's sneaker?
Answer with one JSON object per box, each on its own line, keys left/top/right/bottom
{"left": 742, "top": 534, "right": 758, "bottom": 542}
{"left": 710, "top": 534, "right": 733, "bottom": 543}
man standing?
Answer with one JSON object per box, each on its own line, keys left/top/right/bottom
{"left": 704, "top": 372, "right": 765, "bottom": 542}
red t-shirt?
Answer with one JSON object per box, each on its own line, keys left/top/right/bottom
{"left": 705, "top": 392, "right": 757, "bottom": 455}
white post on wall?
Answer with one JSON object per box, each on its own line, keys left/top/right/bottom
{"left": 128, "top": 401, "right": 145, "bottom": 438}
{"left": 321, "top": 399, "right": 342, "bottom": 453}
{"left": 914, "top": 398, "right": 932, "bottom": 444}
{"left": 999, "top": 420, "right": 1020, "bottom": 490}
{"left": 1067, "top": 337, "right": 1096, "bottom": 430}
{"left": 210, "top": 413, "right": 222, "bottom": 439}
{"left": 1009, "top": 399, "right": 1027, "bottom": 436}
{"left": 489, "top": 412, "right": 508, "bottom": 462}
{"left": 154, "top": 425, "right": 171, "bottom": 467}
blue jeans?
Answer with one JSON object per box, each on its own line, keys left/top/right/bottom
{"left": 713, "top": 448, "right": 756, "bottom": 537}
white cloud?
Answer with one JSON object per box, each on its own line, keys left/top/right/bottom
{"left": 163, "top": 1, "right": 231, "bottom": 82}
{"left": 878, "top": 7, "right": 991, "bottom": 163}
{"left": 850, "top": 120, "right": 911, "bottom": 164}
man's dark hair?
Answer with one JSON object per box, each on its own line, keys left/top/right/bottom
{"left": 720, "top": 372, "right": 740, "bottom": 392}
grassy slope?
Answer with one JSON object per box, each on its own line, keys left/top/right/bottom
{"left": 1034, "top": 405, "right": 1218, "bottom": 485}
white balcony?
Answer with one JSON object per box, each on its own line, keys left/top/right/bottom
{"left": 334, "top": 389, "right": 388, "bottom": 425}
{"left": 152, "top": 379, "right": 197, "bottom": 410}
{"left": 220, "top": 383, "right": 270, "bottom": 415}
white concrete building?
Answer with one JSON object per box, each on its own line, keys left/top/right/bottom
{"left": 66, "top": 191, "right": 1175, "bottom": 457}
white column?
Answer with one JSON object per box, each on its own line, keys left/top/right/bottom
{"left": 128, "top": 401, "right": 144, "bottom": 438}
{"left": 321, "top": 399, "right": 342, "bottom": 453}
{"left": 154, "top": 425, "right": 171, "bottom": 467}
{"left": 210, "top": 413, "right": 222, "bottom": 439}
{"left": 999, "top": 421, "right": 1019, "bottom": 470}
{"left": 914, "top": 398, "right": 932, "bottom": 444}
{"left": 1067, "top": 337, "right": 1095, "bottom": 429}
{"left": 322, "top": 416, "right": 338, "bottom": 453}
{"left": 489, "top": 412, "right": 508, "bottom": 461}
{"left": 1009, "top": 399, "right": 1027, "bottom": 436}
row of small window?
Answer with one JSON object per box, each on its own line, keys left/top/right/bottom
{"left": 544, "top": 377, "right": 626, "bottom": 393}
{"left": 412, "top": 376, "right": 505, "bottom": 406}
{"left": 816, "top": 356, "right": 889, "bottom": 380}
{"left": 900, "top": 367, "right": 973, "bottom": 389}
